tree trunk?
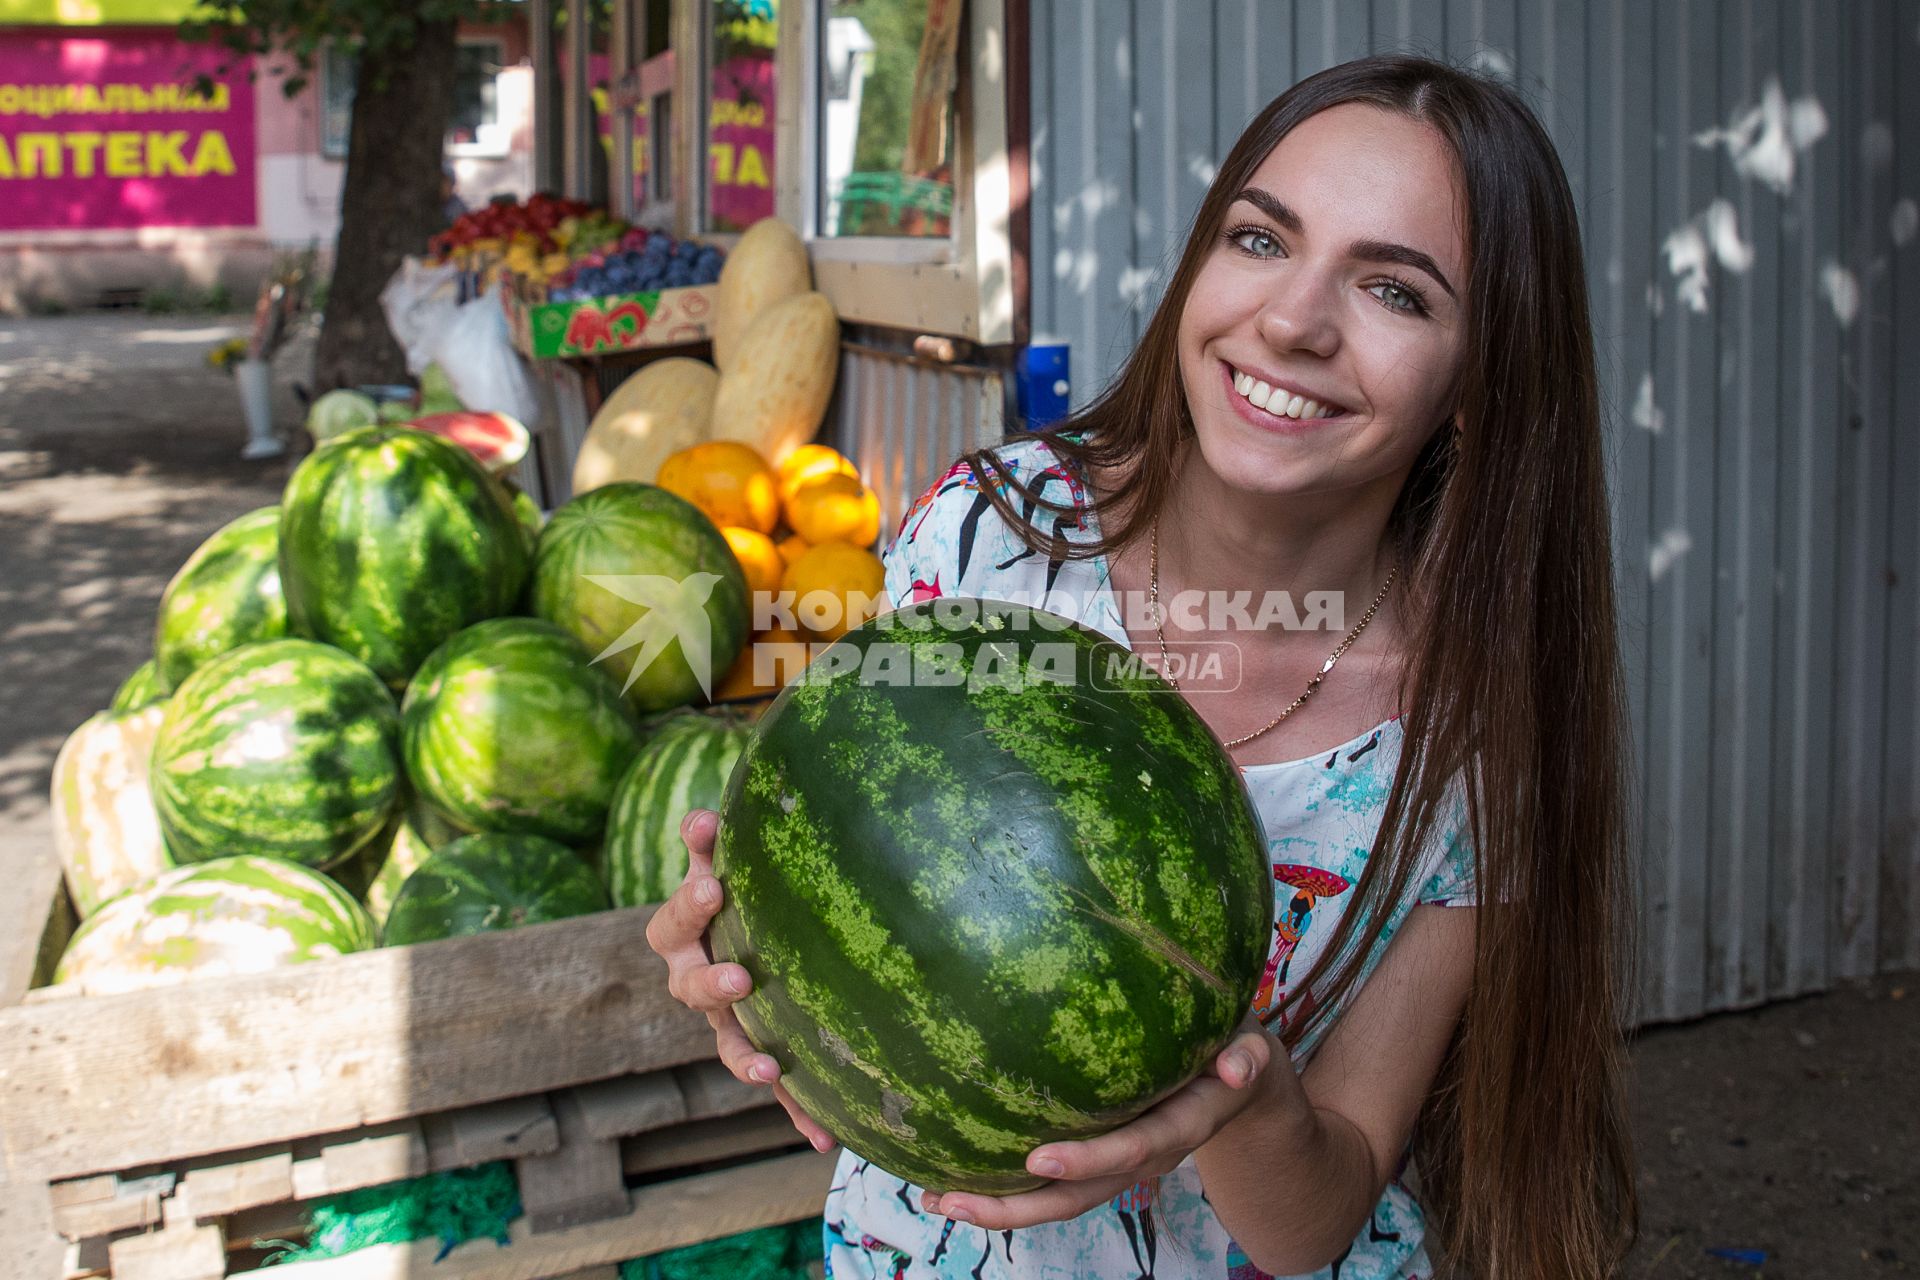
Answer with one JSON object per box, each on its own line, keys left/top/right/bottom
{"left": 312, "top": 20, "right": 460, "bottom": 393}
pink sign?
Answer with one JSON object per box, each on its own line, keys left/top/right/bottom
{"left": 0, "top": 31, "right": 256, "bottom": 231}
{"left": 708, "top": 51, "right": 773, "bottom": 231}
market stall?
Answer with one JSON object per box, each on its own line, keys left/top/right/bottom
{"left": 3, "top": 5, "right": 1053, "bottom": 1275}
{"left": 500, "top": 0, "right": 1042, "bottom": 532}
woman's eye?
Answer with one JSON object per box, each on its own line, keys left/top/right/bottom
{"left": 1231, "top": 228, "right": 1281, "bottom": 257}
{"left": 1370, "top": 281, "right": 1425, "bottom": 315}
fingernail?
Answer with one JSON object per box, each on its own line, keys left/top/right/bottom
{"left": 1030, "top": 1156, "right": 1065, "bottom": 1178}
{"left": 747, "top": 1062, "right": 773, "bottom": 1083}
{"left": 719, "top": 969, "right": 743, "bottom": 995}
{"left": 694, "top": 877, "right": 719, "bottom": 907}
{"left": 811, "top": 1133, "right": 835, "bottom": 1153}
{"left": 945, "top": 1205, "right": 974, "bottom": 1223}
{"left": 1231, "top": 1051, "right": 1258, "bottom": 1083}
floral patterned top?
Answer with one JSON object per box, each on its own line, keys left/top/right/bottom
{"left": 821, "top": 434, "right": 1478, "bottom": 1280}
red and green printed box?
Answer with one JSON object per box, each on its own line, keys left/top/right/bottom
{"left": 510, "top": 284, "right": 717, "bottom": 359}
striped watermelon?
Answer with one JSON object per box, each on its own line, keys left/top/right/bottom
{"left": 710, "top": 600, "right": 1273, "bottom": 1194}
{"left": 51, "top": 705, "right": 174, "bottom": 917}
{"left": 402, "top": 618, "right": 644, "bottom": 844}
{"left": 154, "top": 506, "right": 288, "bottom": 689}
{"left": 531, "top": 484, "right": 750, "bottom": 715}
{"left": 110, "top": 659, "right": 168, "bottom": 712}
{"left": 152, "top": 639, "right": 403, "bottom": 868}
{"left": 381, "top": 833, "right": 609, "bottom": 946}
{"left": 279, "top": 427, "right": 531, "bottom": 687}
{"left": 603, "top": 710, "right": 752, "bottom": 906}
{"left": 52, "top": 855, "right": 374, "bottom": 995}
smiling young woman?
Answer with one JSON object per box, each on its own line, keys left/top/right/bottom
{"left": 647, "top": 53, "right": 1638, "bottom": 1280}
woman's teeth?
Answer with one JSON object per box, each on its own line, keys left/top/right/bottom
{"left": 1231, "top": 370, "right": 1342, "bottom": 420}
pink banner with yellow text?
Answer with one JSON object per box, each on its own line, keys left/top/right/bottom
{"left": 0, "top": 31, "right": 256, "bottom": 231}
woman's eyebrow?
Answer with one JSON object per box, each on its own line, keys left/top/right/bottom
{"left": 1231, "top": 186, "right": 1458, "bottom": 302}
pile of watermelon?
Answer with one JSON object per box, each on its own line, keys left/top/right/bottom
{"left": 50, "top": 423, "right": 758, "bottom": 995}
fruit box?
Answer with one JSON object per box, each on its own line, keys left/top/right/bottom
{"left": 1, "top": 875, "right": 832, "bottom": 1280}
{"left": 504, "top": 282, "right": 719, "bottom": 361}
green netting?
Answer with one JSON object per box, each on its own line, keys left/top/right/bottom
{"left": 618, "top": 1219, "right": 824, "bottom": 1280}
{"left": 257, "top": 1161, "right": 520, "bottom": 1266}
{"left": 252, "top": 1155, "right": 822, "bottom": 1276}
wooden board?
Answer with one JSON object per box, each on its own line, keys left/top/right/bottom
{"left": 222, "top": 1149, "right": 835, "bottom": 1280}
{"left": 0, "top": 907, "right": 711, "bottom": 1182}
{"left": 620, "top": 1107, "right": 804, "bottom": 1178}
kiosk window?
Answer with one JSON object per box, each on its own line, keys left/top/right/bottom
{"left": 817, "top": 0, "right": 959, "bottom": 239}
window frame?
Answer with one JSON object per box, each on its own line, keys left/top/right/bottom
{"left": 779, "top": 0, "right": 1014, "bottom": 342}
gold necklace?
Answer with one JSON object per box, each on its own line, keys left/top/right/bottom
{"left": 1149, "top": 516, "right": 1397, "bottom": 749}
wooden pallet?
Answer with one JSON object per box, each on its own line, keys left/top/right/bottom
{"left": 3, "top": 886, "right": 835, "bottom": 1279}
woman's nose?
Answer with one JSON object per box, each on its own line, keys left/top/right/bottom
{"left": 1254, "top": 270, "right": 1342, "bottom": 358}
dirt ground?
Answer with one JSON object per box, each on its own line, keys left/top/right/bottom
{"left": 0, "top": 312, "right": 1913, "bottom": 1278}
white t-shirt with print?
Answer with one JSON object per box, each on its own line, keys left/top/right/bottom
{"left": 821, "top": 435, "right": 1477, "bottom": 1280}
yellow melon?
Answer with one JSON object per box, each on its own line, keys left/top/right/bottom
{"left": 712, "top": 217, "right": 812, "bottom": 373}
{"left": 571, "top": 357, "right": 718, "bottom": 496}
{"left": 709, "top": 292, "right": 840, "bottom": 466}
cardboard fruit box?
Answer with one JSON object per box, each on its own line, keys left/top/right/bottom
{"left": 504, "top": 279, "right": 718, "bottom": 361}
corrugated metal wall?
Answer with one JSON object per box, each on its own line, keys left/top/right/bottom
{"left": 1027, "top": 0, "right": 1920, "bottom": 1024}
{"left": 821, "top": 332, "right": 1009, "bottom": 540}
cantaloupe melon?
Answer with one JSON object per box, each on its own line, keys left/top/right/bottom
{"left": 572, "top": 358, "right": 720, "bottom": 495}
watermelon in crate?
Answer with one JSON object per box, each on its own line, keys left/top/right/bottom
{"left": 603, "top": 709, "right": 752, "bottom": 906}
{"left": 50, "top": 704, "right": 174, "bottom": 917}
{"left": 382, "top": 833, "right": 609, "bottom": 946}
{"left": 532, "top": 484, "right": 749, "bottom": 715}
{"left": 709, "top": 600, "right": 1273, "bottom": 1194}
{"left": 402, "top": 618, "right": 644, "bottom": 844}
{"left": 279, "top": 427, "right": 530, "bottom": 687}
{"left": 154, "top": 505, "right": 288, "bottom": 689}
{"left": 53, "top": 855, "right": 375, "bottom": 995}
{"left": 151, "top": 639, "right": 403, "bottom": 868}
{"left": 109, "top": 659, "right": 167, "bottom": 712}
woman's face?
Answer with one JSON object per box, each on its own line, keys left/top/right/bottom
{"left": 1176, "top": 103, "right": 1472, "bottom": 500}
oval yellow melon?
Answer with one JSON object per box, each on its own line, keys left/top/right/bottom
{"left": 710, "top": 292, "right": 841, "bottom": 465}
{"left": 571, "top": 358, "right": 719, "bottom": 496}
{"left": 712, "top": 218, "right": 812, "bottom": 373}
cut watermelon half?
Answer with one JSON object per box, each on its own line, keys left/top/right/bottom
{"left": 407, "top": 412, "right": 531, "bottom": 475}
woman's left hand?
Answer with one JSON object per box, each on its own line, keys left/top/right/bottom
{"left": 919, "top": 1020, "right": 1291, "bottom": 1230}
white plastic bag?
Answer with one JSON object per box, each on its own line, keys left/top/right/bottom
{"left": 429, "top": 284, "right": 542, "bottom": 426}
{"left": 379, "top": 257, "right": 461, "bottom": 376}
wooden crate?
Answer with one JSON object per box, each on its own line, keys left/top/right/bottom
{"left": 2, "top": 882, "right": 835, "bottom": 1280}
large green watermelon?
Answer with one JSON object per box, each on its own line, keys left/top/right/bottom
{"left": 710, "top": 600, "right": 1272, "bottom": 1194}
{"left": 402, "top": 618, "right": 644, "bottom": 844}
{"left": 51, "top": 704, "right": 174, "bottom": 917}
{"left": 603, "top": 710, "right": 751, "bottom": 906}
{"left": 155, "top": 505, "right": 288, "bottom": 689}
{"left": 382, "top": 833, "right": 609, "bottom": 945}
{"left": 531, "top": 484, "right": 749, "bottom": 714}
{"left": 53, "top": 855, "right": 374, "bottom": 995}
{"left": 152, "top": 639, "right": 403, "bottom": 868}
{"left": 279, "top": 427, "right": 531, "bottom": 687}
{"left": 110, "top": 659, "right": 168, "bottom": 712}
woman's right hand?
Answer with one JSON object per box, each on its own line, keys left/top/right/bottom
{"left": 643, "top": 808, "right": 837, "bottom": 1153}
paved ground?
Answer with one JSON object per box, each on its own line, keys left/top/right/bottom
{"left": 0, "top": 312, "right": 1913, "bottom": 1277}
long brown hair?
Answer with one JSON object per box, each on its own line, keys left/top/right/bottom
{"left": 968, "top": 55, "right": 1637, "bottom": 1279}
